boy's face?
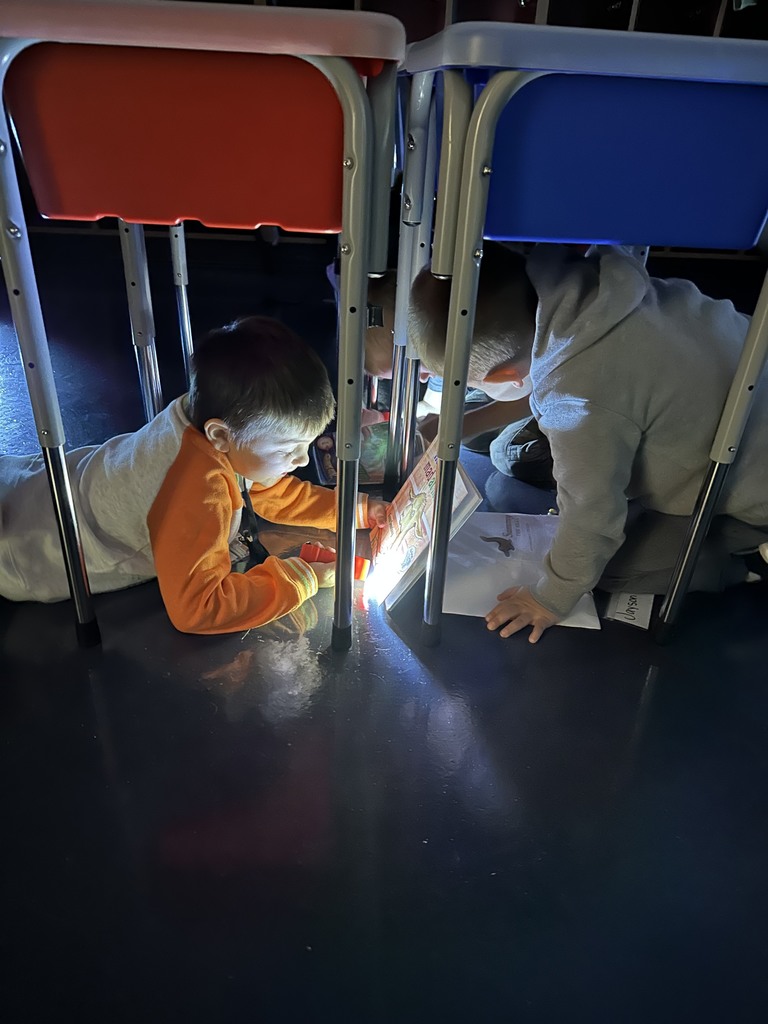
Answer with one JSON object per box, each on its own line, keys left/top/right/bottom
{"left": 210, "top": 425, "right": 318, "bottom": 488}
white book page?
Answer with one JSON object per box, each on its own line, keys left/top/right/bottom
{"left": 443, "top": 512, "right": 600, "bottom": 630}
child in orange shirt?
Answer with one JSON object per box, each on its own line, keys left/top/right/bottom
{"left": 0, "top": 316, "right": 387, "bottom": 634}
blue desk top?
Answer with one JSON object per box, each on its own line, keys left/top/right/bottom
{"left": 405, "top": 21, "right": 768, "bottom": 85}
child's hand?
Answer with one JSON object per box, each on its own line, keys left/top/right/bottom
{"left": 485, "top": 586, "right": 560, "bottom": 644}
{"left": 299, "top": 541, "right": 336, "bottom": 588}
{"left": 361, "top": 408, "right": 389, "bottom": 427}
{"left": 309, "top": 559, "right": 336, "bottom": 589}
{"left": 367, "top": 498, "right": 390, "bottom": 529}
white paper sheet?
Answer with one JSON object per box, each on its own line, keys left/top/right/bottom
{"left": 443, "top": 512, "right": 600, "bottom": 630}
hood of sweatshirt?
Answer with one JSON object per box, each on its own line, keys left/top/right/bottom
{"left": 525, "top": 245, "right": 651, "bottom": 402}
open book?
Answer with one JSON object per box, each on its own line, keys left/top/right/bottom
{"left": 368, "top": 437, "right": 482, "bottom": 610}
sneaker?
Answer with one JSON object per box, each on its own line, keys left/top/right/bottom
{"left": 418, "top": 385, "right": 442, "bottom": 416}
{"left": 743, "top": 542, "right": 768, "bottom": 581}
{"left": 463, "top": 428, "right": 502, "bottom": 454}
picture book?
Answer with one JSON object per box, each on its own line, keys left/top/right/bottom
{"left": 367, "top": 437, "right": 482, "bottom": 610}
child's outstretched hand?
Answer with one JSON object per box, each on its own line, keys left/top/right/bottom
{"left": 308, "top": 558, "right": 336, "bottom": 589}
{"left": 361, "top": 408, "right": 389, "bottom": 427}
{"left": 485, "top": 586, "right": 560, "bottom": 644}
{"left": 300, "top": 541, "right": 336, "bottom": 589}
{"left": 367, "top": 498, "right": 390, "bottom": 528}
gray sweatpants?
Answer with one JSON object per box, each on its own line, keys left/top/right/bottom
{"left": 598, "top": 507, "right": 768, "bottom": 595}
{"left": 489, "top": 418, "right": 768, "bottom": 595}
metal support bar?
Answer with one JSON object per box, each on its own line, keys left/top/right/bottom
{"left": 384, "top": 344, "right": 408, "bottom": 499}
{"left": 363, "top": 372, "right": 379, "bottom": 409}
{"left": 0, "top": 37, "right": 100, "bottom": 647}
{"left": 401, "top": 94, "right": 438, "bottom": 477}
{"left": 654, "top": 462, "right": 729, "bottom": 643}
{"left": 44, "top": 447, "right": 101, "bottom": 647}
{"left": 400, "top": 356, "right": 421, "bottom": 479}
{"left": 535, "top": 0, "right": 551, "bottom": 25}
{"left": 432, "top": 70, "right": 473, "bottom": 278}
{"left": 421, "top": 460, "right": 458, "bottom": 645}
{"left": 169, "top": 223, "right": 194, "bottom": 388}
{"left": 386, "top": 82, "right": 438, "bottom": 490}
{"left": 394, "top": 74, "right": 410, "bottom": 179}
{"left": 305, "top": 56, "right": 373, "bottom": 651}
{"left": 118, "top": 220, "right": 163, "bottom": 421}
{"left": 401, "top": 72, "right": 434, "bottom": 226}
{"left": 713, "top": 0, "right": 729, "bottom": 37}
{"left": 366, "top": 61, "right": 397, "bottom": 275}
{"left": 656, "top": 262, "right": 768, "bottom": 639}
{"left": 423, "top": 70, "right": 546, "bottom": 640}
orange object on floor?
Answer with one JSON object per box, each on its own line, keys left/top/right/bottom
{"left": 300, "top": 543, "right": 370, "bottom": 580}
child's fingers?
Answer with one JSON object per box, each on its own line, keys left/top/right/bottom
{"left": 528, "top": 624, "right": 545, "bottom": 643}
{"left": 498, "top": 616, "right": 528, "bottom": 638}
{"left": 361, "top": 408, "right": 389, "bottom": 426}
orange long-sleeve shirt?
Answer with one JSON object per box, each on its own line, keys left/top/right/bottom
{"left": 1, "top": 397, "right": 368, "bottom": 633}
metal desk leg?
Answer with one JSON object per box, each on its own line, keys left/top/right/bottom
{"left": 655, "top": 264, "right": 768, "bottom": 642}
{"left": 386, "top": 76, "right": 437, "bottom": 491}
{"left": 400, "top": 356, "right": 422, "bottom": 479}
{"left": 384, "top": 343, "right": 408, "bottom": 500}
{"left": 367, "top": 62, "right": 397, "bottom": 275}
{"left": 44, "top": 447, "right": 101, "bottom": 647}
{"left": 306, "top": 56, "right": 373, "bottom": 652}
{"left": 422, "top": 459, "right": 459, "bottom": 647}
{"left": 170, "top": 224, "right": 194, "bottom": 388}
{"left": 0, "top": 98, "right": 100, "bottom": 647}
{"left": 119, "top": 220, "right": 163, "bottom": 422}
{"left": 431, "top": 70, "right": 472, "bottom": 279}
{"left": 422, "top": 70, "right": 544, "bottom": 644}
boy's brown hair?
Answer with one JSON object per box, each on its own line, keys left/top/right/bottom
{"left": 188, "top": 316, "right": 335, "bottom": 441}
{"left": 409, "top": 243, "right": 538, "bottom": 381}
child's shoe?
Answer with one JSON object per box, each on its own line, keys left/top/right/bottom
{"left": 743, "top": 541, "right": 768, "bottom": 581}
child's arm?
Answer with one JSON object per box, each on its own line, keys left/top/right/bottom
{"left": 248, "top": 474, "right": 372, "bottom": 530}
{"left": 483, "top": 403, "right": 639, "bottom": 643}
{"left": 418, "top": 397, "right": 531, "bottom": 445}
{"left": 148, "top": 458, "right": 322, "bottom": 635}
{"left": 533, "top": 399, "right": 642, "bottom": 618}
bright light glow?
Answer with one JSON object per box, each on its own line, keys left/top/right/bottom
{"left": 362, "top": 546, "right": 409, "bottom": 607}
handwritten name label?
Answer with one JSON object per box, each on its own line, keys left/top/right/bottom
{"left": 605, "top": 592, "right": 654, "bottom": 630}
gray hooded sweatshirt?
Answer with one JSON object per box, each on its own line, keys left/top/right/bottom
{"left": 525, "top": 245, "right": 768, "bottom": 617}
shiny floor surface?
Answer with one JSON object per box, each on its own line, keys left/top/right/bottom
{"left": 2, "top": 232, "right": 768, "bottom": 1023}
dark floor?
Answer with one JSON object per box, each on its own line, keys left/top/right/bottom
{"left": 2, "top": 230, "right": 768, "bottom": 1024}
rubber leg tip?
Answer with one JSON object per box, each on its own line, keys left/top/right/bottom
{"left": 652, "top": 618, "right": 675, "bottom": 646}
{"left": 331, "top": 624, "right": 352, "bottom": 652}
{"left": 76, "top": 618, "right": 102, "bottom": 648}
{"left": 421, "top": 621, "right": 441, "bottom": 647}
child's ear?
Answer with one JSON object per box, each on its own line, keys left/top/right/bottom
{"left": 482, "top": 359, "right": 525, "bottom": 385}
{"left": 204, "top": 419, "right": 232, "bottom": 452}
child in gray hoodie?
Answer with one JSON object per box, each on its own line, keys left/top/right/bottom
{"left": 410, "top": 243, "right": 768, "bottom": 642}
